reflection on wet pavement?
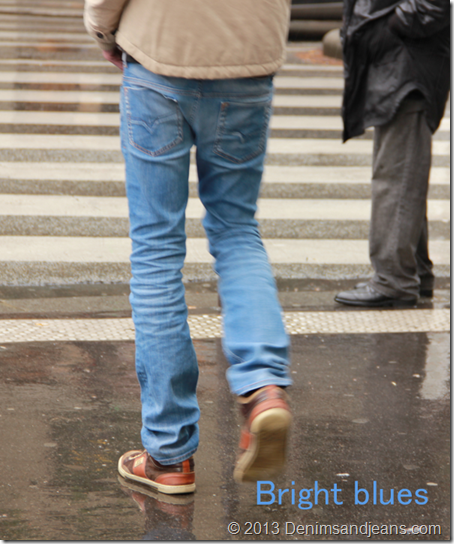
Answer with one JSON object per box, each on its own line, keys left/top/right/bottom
{"left": 118, "top": 476, "right": 196, "bottom": 540}
{"left": 0, "top": 332, "right": 449, "bottom": 540}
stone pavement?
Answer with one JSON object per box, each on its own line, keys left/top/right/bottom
{"left": 0, "top": 0, "right": 450, "bottom": 540}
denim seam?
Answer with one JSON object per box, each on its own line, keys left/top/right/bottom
{"left": 124, "top": 87, "right": 184, "bottom": 157}
{"left": 188, "top": 87, "right": 202, "bottom": 126}
{"left": 123, "top": 76, "right": 200, "bottom": 97}
{"left": 199, "top": 90, "right": 272, "bottom": 99}
{"left": 123, "top": 76, "right": 272, "bottom": 99}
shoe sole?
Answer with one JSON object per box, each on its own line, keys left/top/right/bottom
{"left": 334, "top": 296, "right": 417, "bottom": 308}
{"left": 117, "top": 475, "right": 195, "bottom": 505}
{"left": 354, "top": 283, "right": 432, "bottom": 299}
{"left": 117, "top": 454, "right": 196, "bottom": 495}
{"left": 233, "top": 408, "right": 291, "bottom": 483}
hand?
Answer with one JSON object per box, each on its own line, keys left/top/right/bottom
{"left": 102, "top": 47, "right": 123, "bottom": 71}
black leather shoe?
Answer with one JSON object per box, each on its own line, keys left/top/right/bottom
{"left": 419, "top": 288, "right": 434, "bottom": 298}
{"left": 335, "top": 285, "right": 417, "bottom": 307}
{"left": 354, "top": 282, "right": 433, "bottom": 298}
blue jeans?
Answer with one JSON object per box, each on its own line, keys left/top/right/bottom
{"left": 120, "top": 57, "right": 291, "bottom": 465}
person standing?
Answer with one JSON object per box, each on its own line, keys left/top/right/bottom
{"left": 335, "top": 0, "right": 450, "bottom": 307}
{"left": 84, "top": 0, "right": 292, "bottom": 493}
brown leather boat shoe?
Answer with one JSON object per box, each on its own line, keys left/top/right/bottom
{"left": 234, "top": 385, "right": 291, "bottom": 483}
{"left": 118, "top": 450, "right": 195, "bottom": 495}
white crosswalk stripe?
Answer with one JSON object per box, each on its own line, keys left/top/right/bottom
{"left": 0, "top": 237, "right": 450, "bottom": 265}
{"left": 0, "top": 1, "right": 449, "bottom": 285}
{"left": 0, "top": 111, "right": 449, "bottom": 133}
{"left": 0, "top": 195, "right": 450, "bottom": 222}
{"left": 0, "top": 133, "right": 449, "bottom": 157}
{"left": 1, "top": 162, "right": 450, "bottom": 184}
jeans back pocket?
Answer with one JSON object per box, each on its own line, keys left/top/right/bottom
{"left": 124, "top": 85, "right": 183, "bottom": 157}
{"left": 213, "top": 99, "right": 272, "bottom": 164}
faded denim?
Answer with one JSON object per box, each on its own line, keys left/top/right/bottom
{"left": 120, "top": 58, "right": 291, "bottom": 464}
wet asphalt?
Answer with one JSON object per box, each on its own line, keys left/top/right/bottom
{"left": 0, "top": 280, "right": 450, "bottom": 541}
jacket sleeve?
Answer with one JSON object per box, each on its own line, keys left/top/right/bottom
{"left": 84, "top": 0, "right": 130, "bottom": 51}
{"left": 389, "top": 0, "right": 450, "bottom": 39}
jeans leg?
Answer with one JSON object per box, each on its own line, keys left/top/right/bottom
{"left": 121, "top": 65, "right": 199, "bottom": 464}
{"left": 369, "top": 97, "right": 432, "bottom": 299}
{"left": 194, "top": 78, "right": 291, "bottom": 395}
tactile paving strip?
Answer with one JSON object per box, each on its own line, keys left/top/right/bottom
{"left": 0, "top": 309, "right": 449, "bottom": 343}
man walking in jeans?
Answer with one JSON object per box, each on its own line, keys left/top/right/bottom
{"left": 84, "top": 0, "right": 292, "bottom": 494}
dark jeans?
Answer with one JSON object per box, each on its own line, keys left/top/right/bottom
{"left": 369, "top": 96, "right": 434, "bottom": 299}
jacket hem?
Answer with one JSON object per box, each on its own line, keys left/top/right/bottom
{"left": 362, "top": 84, "right": 434, "bottom": 132}
{"left": 116, "top": 34, "right": 285, "bottom": 80}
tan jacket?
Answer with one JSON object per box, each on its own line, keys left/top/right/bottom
{"left": 84, "top": 0, "right": 291, "bottom": 79}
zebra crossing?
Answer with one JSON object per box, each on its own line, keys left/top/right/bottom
{"left": 0, "top": 0, "right": 450, "bottom": 286}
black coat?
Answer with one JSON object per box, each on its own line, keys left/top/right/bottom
{"left": 341, "top": 0, "right": 450, "bottom": 141}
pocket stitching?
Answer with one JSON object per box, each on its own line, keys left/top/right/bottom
{"left": 124, "top": 87, "right": 184, "bottom": 157}
{"left": 213, "top": 100, "right": 271, "bottom": 164}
